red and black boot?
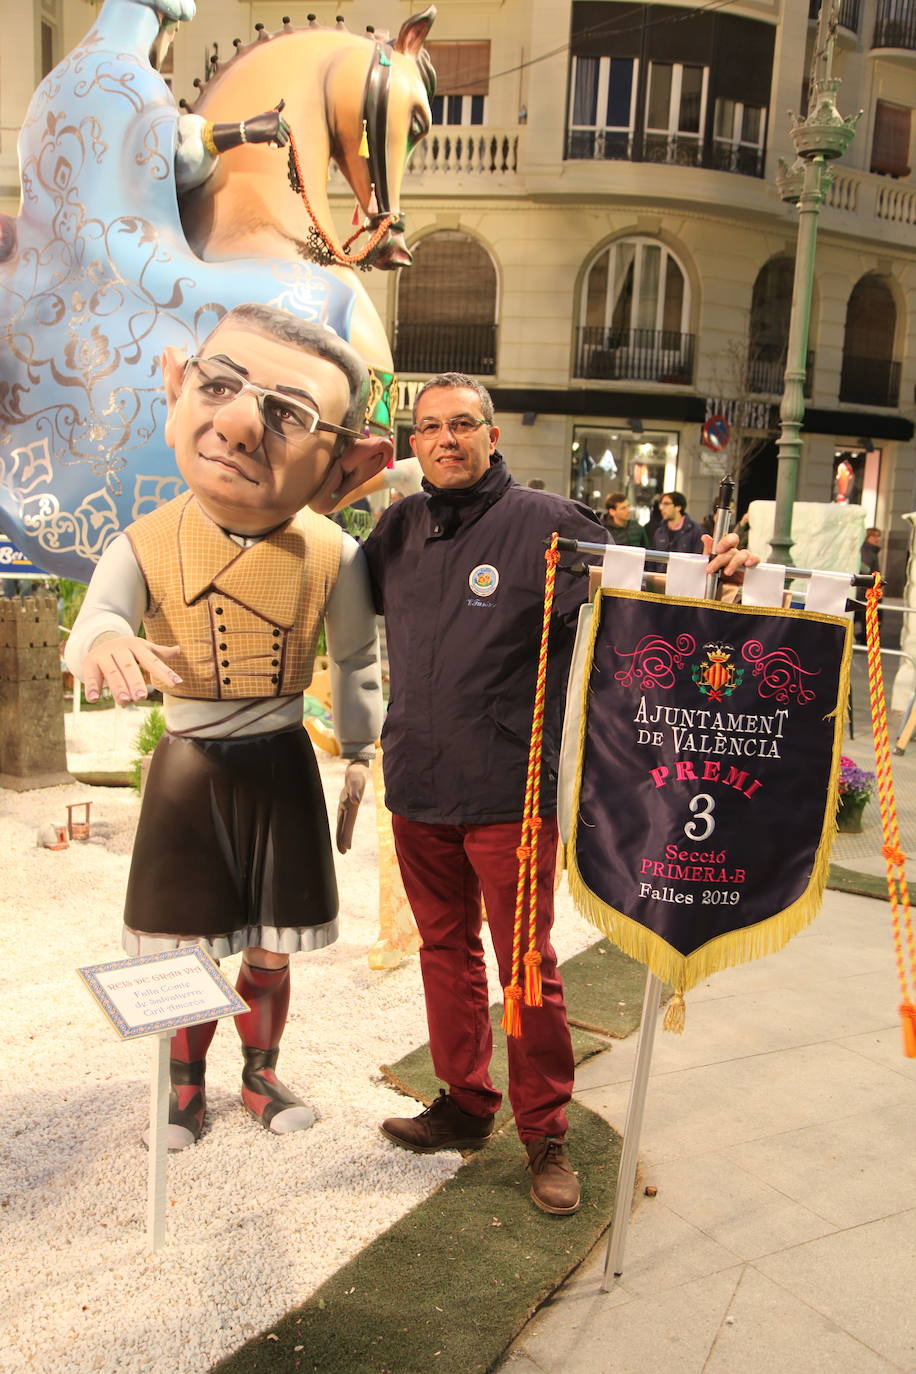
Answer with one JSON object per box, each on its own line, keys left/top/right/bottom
{"left": 142, "top": 1020, "right": 217, "bottom": 1151}
{"left": 235, "top": 959, "right": 316, "bottom": 1134}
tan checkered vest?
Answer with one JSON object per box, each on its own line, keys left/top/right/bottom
{"left": 127, "top": 492, "right": 342, "bottom": 700}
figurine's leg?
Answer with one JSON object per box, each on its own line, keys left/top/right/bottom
{"left": 142, "top": 1020, "right": 217, "bottom": 1151}
{"left": 234, "top": 955, "right": 316, "bottom": 1134}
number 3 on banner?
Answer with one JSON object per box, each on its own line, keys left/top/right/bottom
{"left": 685, "top": 794, "right": 716, "bottom": 840}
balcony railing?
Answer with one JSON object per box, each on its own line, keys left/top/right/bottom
{"left": 747, "top": 352, "right": 815, "bottom": 397}
{"left": 565, "top": 130, "right": 764, "bottom": 179}
{"left": 809, "top": 0, "right": 862, "bottom": 32}
{"left": 575, "top": 328, "right": 695, "bottom": 384}
{"left": 405, "top": 127, "right": 519, "bottom": 177}
{"left": 394, "top": 322, "right": 498, "bottom": 376}
{"left": 873, "top": 0, "right": 916, "bottom": 49}
{"left": 839, "top": 355, "right": 901, "bottom": 407}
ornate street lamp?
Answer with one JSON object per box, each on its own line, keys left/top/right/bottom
{"left": 769, "top": 1, "right": 860, "bottom": 564}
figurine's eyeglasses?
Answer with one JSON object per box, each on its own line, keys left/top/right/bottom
{"left": 183, "top": 356, "right": 365, "bottom": 443}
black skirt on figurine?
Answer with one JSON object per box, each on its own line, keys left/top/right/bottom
{"left": 122, "top": 725, "right": 339, "bottom": 958}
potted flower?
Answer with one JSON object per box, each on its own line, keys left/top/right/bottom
{"left": 837, "top": 756, "right": 876, "bottom": 833}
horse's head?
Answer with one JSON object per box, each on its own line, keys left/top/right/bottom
{"left": 330, "top": 8, "right": 436, "bottom": 270}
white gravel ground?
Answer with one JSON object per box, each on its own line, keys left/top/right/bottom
{"left": 1, "top": 704, "right": 598, "bottom": 1374}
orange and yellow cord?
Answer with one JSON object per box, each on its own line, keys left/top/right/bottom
{"left": 501, "top": 534, "right": 561, "bottom": 1037}
{"left": 287, "top": 129, "right": 393, "bottom": 267}
{"left": 864, "top": 575, "right": 916, "bottom": 1057}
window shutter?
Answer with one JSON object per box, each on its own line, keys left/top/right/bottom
{"left": 425, "top": 42, "right": 490, "bottom": 96}
{"left": 871, "top": 101, "right": 911, "bottom": 178}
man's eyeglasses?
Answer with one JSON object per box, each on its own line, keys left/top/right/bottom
{"left": 182, "top": 356, "right": 366, "bottom": 443}
{"left": 413, "top": 417, "right": 488, "bottom": 440}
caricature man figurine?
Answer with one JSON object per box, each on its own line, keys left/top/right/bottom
{"left": 65, "top": 304, "right": 391, "bottom": 1148}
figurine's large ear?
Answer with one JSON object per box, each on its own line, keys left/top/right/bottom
{"left": 309, "top": 434, "right": 394, "bottom": 515}
{"left": 394, "top": 5, "right": 435, "bottom": 56}
{"left": 161, "top": 346, "right": 190, "bottom": 448}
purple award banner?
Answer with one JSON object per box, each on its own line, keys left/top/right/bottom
{"left": 567, "top": 589, "right": 852, "bottom": 995}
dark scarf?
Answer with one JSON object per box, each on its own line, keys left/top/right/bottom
{"left": 421, "top": 453, "right": 513, "bottom": 537}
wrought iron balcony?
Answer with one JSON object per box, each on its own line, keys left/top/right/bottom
{"left": 574, "top": 328, "right": 695, "bottom": 384}
{"left": 394, "top": 322, "right": 498, "bottom": 376}
{"left": 747, "top": 352, "right": 815, "bottom": 397}
{"left": 565, "top": 131, "right": 764, "bottom": 179}
{"left": 873, "top": 0, "right": 916, "bottom": 49}
{"left": 808, "top": 0, "right": 862, "bottom": 33}
{"left": 839, "top": 355, "right": 901, "bottom": 407}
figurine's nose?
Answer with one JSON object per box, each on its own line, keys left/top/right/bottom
{"left": 213, "top": 392, "right": 265, "bottom": 453}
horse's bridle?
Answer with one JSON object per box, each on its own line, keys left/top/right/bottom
{"left": 361, "top": 41, "right": 406, "bottom": 236}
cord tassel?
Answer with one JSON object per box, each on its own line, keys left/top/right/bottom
{"left": 523, "top": 948, "right": 543, "bottom": 1007}
{"left": 501, "top": 983, "right": 523, "bottom": 1038}
{"left": 663, "top": 990, "right": 686, "bottom": 1034}
{"left": 358, "top": 120, "right": 370, "bottom": 158}
{"left": 901, "top": 1002, "right": 916, "bottom": 1058}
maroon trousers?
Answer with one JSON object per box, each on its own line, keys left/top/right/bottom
{"left": 391, "top": 814, "right": 574, "bottom": 1142}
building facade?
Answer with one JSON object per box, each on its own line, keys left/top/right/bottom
{"left": 1, "top": 0, "right": 914, "bottom": 584}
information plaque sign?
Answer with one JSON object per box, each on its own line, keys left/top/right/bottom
{"left": 77, "top": 946, "right": 248, "bottom": 1040}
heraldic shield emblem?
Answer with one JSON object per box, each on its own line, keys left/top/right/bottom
{"left": 561, "top": 588, "right": 853, "bottom": 1007}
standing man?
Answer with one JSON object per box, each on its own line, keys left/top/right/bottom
{"left": 65, "top": 304, "right": 391, "bottom": 1149}
{"left": 856, "top": 526, "right": 882, "bottom": 642}
{"left": 602, "top": 492, "right": 648, "bottom": 547}
{"left": 652, "top": 490, "right": 704, "bottom": 553}
{"left": 860, "top": 526, "right": 882, "bottom": 576}
{"left": 363, "top": 373, "right": 749, "bottom": 1214}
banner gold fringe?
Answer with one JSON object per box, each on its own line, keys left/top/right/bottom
{"left": 566, "top": 590, "right": 853, "bottom": 1014}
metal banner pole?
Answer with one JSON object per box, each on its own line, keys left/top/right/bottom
{"left": 600, "top": 476, "right": 735, "bottom": 1291}
{"left": 602, "top": 971, "right": 662, "bottom": 1286}
{"left": 146, "top": 1029, "right": 173, "bottom": 1252}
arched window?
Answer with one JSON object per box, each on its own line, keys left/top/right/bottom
{"left": 395, "top": 232, "right": 498, "bottom": 375}
{"left": 840, "top": 274, "right": 899, "bottom": 407}
{"left": 575, "top": 237, "right": 694, "bottom": 383}
{"left": 748, "top": 255, "right": 795, "bottom": 395}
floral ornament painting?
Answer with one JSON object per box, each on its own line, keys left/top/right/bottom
{"left": 837, "top": 756, "right": 877, "bottom": 833}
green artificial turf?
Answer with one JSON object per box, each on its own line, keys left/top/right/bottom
{"left": 211, "top": 1100, "right": 621, "bottom": 1374}
{"left": 827, "top": 864, "right": 890, "bottom": 901}
{"left": 210, "top": 938, "right": 654, "bottom": 1374}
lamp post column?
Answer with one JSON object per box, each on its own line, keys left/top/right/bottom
{"left": 769, "top": 1, "right": 859, "bottom": 565}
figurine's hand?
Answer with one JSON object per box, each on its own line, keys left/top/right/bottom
{"left": 335, "top": 758, "right": 370, "bottom": 854}
{"left": 82, "top": 634, "right": 182, "bottom": 705}
{"left": 153, "top": 0, "right": 196, "bottom": 23}
{"left": 244, "top": 101, "right": 290, "bottom": 148}
{"left": 702, "top": 532, "right": 759, "bottom": 581}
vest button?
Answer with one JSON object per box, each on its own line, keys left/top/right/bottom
{"left": 221, "top": 659, "right": 229, "bottom": 668}
{"left": 270, "top": 675, "right": 279, "bottom": 684}
{"left": 271, "top": 659, "right": 279, "bottom": 667}
{"left": 215, "top": 607, "right": 223, "bottom": 615}
{"left": 272, "top": 628, "right": 280, "bottom": 636}
{"left": 219, "top": 625, "right": 227, "bottom": 633}
{"left": 219, "top": 643, "right": 227, "bottom": 651}
{"left": 222, "top": 676, "right": 231, "bottom": 685}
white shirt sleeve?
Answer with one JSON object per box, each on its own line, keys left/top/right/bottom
{"left": 63, "top": 535, "right": 148, "bottom": 681}
{"left": 174, "top": 114, "right": 219, "bottom": 192}
{"left": 324, "top": 535, "right": 382, "bottom": 757}
{"left": 382, "top": 457, "right": 423, "bottom": 497}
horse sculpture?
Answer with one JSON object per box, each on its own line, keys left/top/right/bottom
{"left": 0, "top": 0, "right": 435, "bottom": 582}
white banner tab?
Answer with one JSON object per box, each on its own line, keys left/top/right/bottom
{"left": 742, "top": 562, "right": 786, "bottom": 608}
{"left": 665, "top": 552, "right": 707, "bottom": 600}
{"left": 602, "top": 543, "right": 645, "bottom": 591}
{"left": 805, "top": 570, "right": 852, "bottom": 617}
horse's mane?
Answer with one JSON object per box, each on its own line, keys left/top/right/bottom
{"left": 180, "top": 16, "right": 436, "bottom": 112}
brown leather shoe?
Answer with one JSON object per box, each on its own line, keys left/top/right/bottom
{"left": 380, "top": 1090, "right": 495, "bottom": 1153}
{"left": 526, "top": 1136, "right": 580, "bottom": 1214}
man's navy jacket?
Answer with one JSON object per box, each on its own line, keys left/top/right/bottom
{"left": 362, "top": 455, "right": 605, "bottom": 825}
